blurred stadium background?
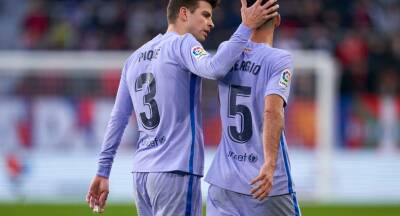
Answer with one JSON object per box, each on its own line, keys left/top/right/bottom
{"left": 0, "top": 0, "right": 399, "bottom": 215}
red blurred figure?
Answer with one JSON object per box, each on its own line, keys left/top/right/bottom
{"left": 22, "top": 1, "right": 50, "bottom": 49}
{"left": 5, "top": 153, "right": 28, "bottom": 200}
{"left": 6, "top": 154, "right": 23, "bottom": 180}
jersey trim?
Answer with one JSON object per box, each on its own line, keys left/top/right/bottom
{"left": 291, "top": 192, "right": 301, "bottom": 216}
{"left": 189, "top": 73, "right": 197, "bottom": 173}
{"left": 185, "top": 74, "right": 198, "bottom": 216}
{"left": 185, "top": 175, "right": 194, "bottom": 216}
{"left": 280, "top": 133, "right": 300, "bottom": 216}
{"left": 280, "top": 133, "right": 293, "bottom": 192}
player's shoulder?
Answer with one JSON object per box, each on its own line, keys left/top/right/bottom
{"left": 272, "top": 47, "right": 292, "bottom": 58}
{"left": 175, "top": 33, "right": 203, "bottom": 48}
{"left": 174, "top": 33, "right": 209, "bottom": 59}
{"left": 139, "top": 34, "right": 162, "bottom": 51}
{"left": 125, "top": 34, "right": 164, "bottom": 64}
{"left": 124, "top": 51, "right": 137, "bottom": 67}
{"left": 156, "top": 32, "right": 201, "bottom": 53}
{"left": 261, "top": 46, "right": 293, "bottom": 63}
{"left": 180, "top": 33, "right": 197, "bottom": 42}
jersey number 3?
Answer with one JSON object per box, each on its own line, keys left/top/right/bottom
{"left": 135, "top": 73, "right": 160, "bottom": 130}
{"left": 228, "top": 85, "right": 253, "bottom": 143}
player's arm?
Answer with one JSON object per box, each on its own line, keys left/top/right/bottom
{"left": 250, "top": 52, "right": 293, "bottom": 200}
{"left": 177, "top": 0, "right": 279, "bottom": 80}
{"left": 251, "top": 94, "right": 284, "bottom": 200}
{"left": 96, "top": 61, "right": 133, "bottom": 179}
{"left": 86, "top": 60, "right": 134, "bottom": 213}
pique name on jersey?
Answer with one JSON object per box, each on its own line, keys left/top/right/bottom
{"left": 231, "top": 60, "right": 261, "bottom": 75}
{"left": 138, "top": 48, "right": 161, "bottom": 62}
{"left": 227, "top": 150, "right": 258, "bottom": 163}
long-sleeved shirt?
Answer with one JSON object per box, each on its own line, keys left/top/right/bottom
{"left": 205, "top": 41, "right": 296, "bottom": 196}
{"left": 97, "top": 24, "right": 252, "bottom": 178}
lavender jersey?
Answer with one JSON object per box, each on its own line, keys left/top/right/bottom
{"left": 205, "top": 41, "right": 295, "bottom": 196}
{"left": 96, "top": 24, "right": 252, "bottom": 178}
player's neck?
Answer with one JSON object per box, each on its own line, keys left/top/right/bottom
{"left": 250, "top": 28, "right": 274, "bottom": 46}
{"left": 166, "top": 24, "right": 187, "bottom": 36}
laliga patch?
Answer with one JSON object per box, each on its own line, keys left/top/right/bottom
{"left": 279, "top": 69, "right": 292, "bottom": 89}
{"left": 191, "top": 46, "right": 208, "bottom": 60}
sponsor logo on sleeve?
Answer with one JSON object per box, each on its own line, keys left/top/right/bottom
{"left": 191, "top": 46, "right": 208, "bottom": 60}
{"left": 279, "top": 69, "right": 292, "bottom": 89}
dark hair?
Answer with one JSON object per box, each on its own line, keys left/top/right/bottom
{"left": 246, "top": 0, "right": 268, "bottom": 6}
{"left": 247, "top": 0, "right": 278, "bottom": 9}
{"left": 167, "top": 0, "right": 220, "bottom": 24}
{"left": 247, "top": 0, "right": 278, "bottom": 26}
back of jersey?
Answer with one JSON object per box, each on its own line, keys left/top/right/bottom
{"left": 205, "top": 41, "right": 295, "bottom": 196}
{"left": 98, "top": 24, "right": 254, "bottom": 178}
{"left": 125, "top": 32, "right": 204, "bottom": 176}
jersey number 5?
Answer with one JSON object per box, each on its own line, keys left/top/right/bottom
{"left": 227, "top": 85, "right": 253, "bottom": 143}
{"left": 135, "top": 73, "right": 160, "bottom": 130}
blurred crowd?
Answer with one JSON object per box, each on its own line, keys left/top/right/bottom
{"left": 0, "top": 0, "right": 398, "bottom": 150}
{"left": 0, "top": 0, "right": 399, "bottom": 96}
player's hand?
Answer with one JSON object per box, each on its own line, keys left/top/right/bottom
{"left": 250, "top": 163, "right": 275, "bottom": 200}
{"left": 240, "top": 0, "right": 279, "bottom": 29}
{"left": 86, "top": 175, "right": 109, "bottom": 213}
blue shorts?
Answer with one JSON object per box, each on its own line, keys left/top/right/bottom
{"left": 207, "top": 184, "right": 301, "bottom": 216}
{"left": 133, "top": 172, "right": 202, "bottom": 216}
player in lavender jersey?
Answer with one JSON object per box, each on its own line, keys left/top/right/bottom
{"left": 86, "top": 0, "right": 280, "bottom": 216}
{"left": 205, "top": 0, "right": 301, "bottom": 215}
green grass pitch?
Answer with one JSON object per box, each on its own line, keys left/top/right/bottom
{"left": 1, "top": 203, "right": 400, "bottom": 216}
